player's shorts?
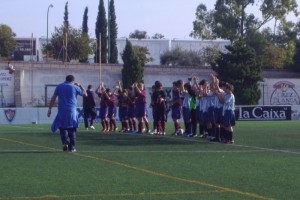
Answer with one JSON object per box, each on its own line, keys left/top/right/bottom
{"left": 182, "top": 107, "right": 191, "bottom": 122}
{"left": 223, "top": 110, "right": 236, "bottom": 127}
{"left": 172, "top": 105, "right": 182, "bottom": 120}
{"left": 214, "top": 107, "right": 223, "bottom": 124}
{"left": 152, "top": 107, "right": 157, "bottom": 121}
{"left": 100, "top": 106, "right": 108, "bottom": 119}
{"left": 128, "top": 105, "right": 135, "bottom": 118}
{"left": 118, "top": 106, "right": 128, "bottom": 120}
{"left": 135, "top": 103, "right": 146, "bottom": 118}
{"left": 108, "top": 106, "right": 116, "bottom": 118}
{"left": 197, "top": 110, "right": 204, "bottom": 123}
{"left": 203, "top": 107, "right": 215, "bottom": 124}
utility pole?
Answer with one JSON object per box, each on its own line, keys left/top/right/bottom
{"left": 107, "top": 0, "right": 111, "bottom": 64}
{"left": 46, "top": 4, "right": 53, "bottom": 62}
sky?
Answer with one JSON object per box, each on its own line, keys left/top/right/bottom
{"left": 0, "top": 0, "right": 299, "bottom": 40}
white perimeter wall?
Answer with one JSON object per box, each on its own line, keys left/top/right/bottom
{"left": 1, "top": 62, "right": 300, "bottom": 124}
{"left": 0, "top": 62, "right": 214, "bottom": 107}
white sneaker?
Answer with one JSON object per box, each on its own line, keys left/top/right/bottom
{"left": 89, "top": 126, "right": 95, "bottom": 130}
{"left": 176, "top": 129, "right": 184, "bottom": 135}
{"left": 85, "top": 128, "right": 89, "bottom": 131}
{"left": 150, "top": 129, "right": 157, "bottom": 135}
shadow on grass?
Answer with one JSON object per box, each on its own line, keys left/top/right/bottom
{"left": 77, "top": 132, "right": 207, "bottom": 147}
{"left": 0, "top": 150, "right": 61, "bottom": 154}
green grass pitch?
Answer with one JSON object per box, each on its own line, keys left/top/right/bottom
{"left": 0, "top": 121, "right": 300, "bottom": 200}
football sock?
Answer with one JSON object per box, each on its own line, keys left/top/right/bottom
{"left": 128, "top": 120, "right": 132, "bottom": 130}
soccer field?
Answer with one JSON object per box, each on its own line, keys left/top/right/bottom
{"left": 0, "top": 121, "right": 299, "bottom": 200}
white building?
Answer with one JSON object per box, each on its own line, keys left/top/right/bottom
{"left": 117, "top": 38, "right": 230, "bottom": 65}
{"left": 37, "top": 37, "right": 230, "bottom": 65}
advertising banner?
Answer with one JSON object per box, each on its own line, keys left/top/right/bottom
{"left": 237, "top": 106, "right": 291, "bottom": 121}
{"left": 0, "top": 70, "right": 14, "bottom": 107}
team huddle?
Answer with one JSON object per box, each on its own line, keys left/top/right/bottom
{"left": 83, "top": 74, "right": 236, "bottom": 144}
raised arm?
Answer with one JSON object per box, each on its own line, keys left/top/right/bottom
{"left": 117, "top": 81, "right": 123, "bottom": 92}
{"left": 74, "top": 82, "right": 87, "bottom": 97}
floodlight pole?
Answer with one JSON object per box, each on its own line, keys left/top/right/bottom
{"left": 46, "top": 4, "right": 54, "bottom": 62}
{"left": 99, "top": 33, "right": 102, "bottom": 84}
{"left": 107, "top": 0, "right": 110, "bottom": 63}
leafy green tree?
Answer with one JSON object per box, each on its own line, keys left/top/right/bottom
{"left": 47, "top": 2, "right": 92, "bottom": 62}
{"left": 121, "top": 40, "right": 152, "bottom": 88}
{"left": 0, "top": 24, "right": 16, "bottom": 59}
{"left": 274, "top": 20, "right": 298, "bottom": 67}
{"left": 191, "top": 0, "right": 299, "bottom": 42}
{"left": 95, "top": 0, "right": 107, "bottom": 63}
{"left": 200, "top": 46, "right": 221, "bottom": 66}
{"left": 190, "top": 4, "right": 215, "bottom": 39}
{"left": 289, "top": 39, "right": 300, "bottom": 71}
{"left": 133, "top": 46, "right": 152, "bottom": 64}
{"left": 50, "top": 25, "right": 92, "bottom": 62}
{"left": 131, "top": 46, "right": 149, "bottom": 82}
{"left": 261, "top": 27, "right": 274, "bottom": 43}
{"left": 160, "top": 47, "right": 202, "bottom": 67}
{"left": 108, "top": 0, "right": 118, "bottom": 64}
{"left": 262, "top": 43, "right": 287, "bottom": 68}
{"left": 152, "top": 33, "right": 165, "bottom": 39}
{"left": 129, "top": 30, "right": 149, "bottom": 39}
{"left": 244, "top": 29, "right": 268, "bottom": 66}
{"left": 261, "top": 20, "right": 297, "bottom": 68}
{"left": 121, "top": 39, "right": 140, "bottom": 88}
{"left": 212, "top": 41, "right": 262, "bottom": 105}
{"left": 213, "top": 0, "right": 252, "bottom": 41}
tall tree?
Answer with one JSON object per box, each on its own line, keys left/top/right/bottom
{"left": 212, "top": 41, "right": 262, "bottom": 105}
{"left": 63, "top": 1, "right": 69, "bottom": 62}
{"left": 80, "top": 7, "right": 90, "bottom": 63}
{"left": 121, "top": 40, "right": 151, "bottom": 88}
{"left": 121, "top": 39, "right": 140, "bottom": 88}
{"left": 0, "top": 24, "right": 16, "bottom": 59}
{"left": 63, "top": 1, "right": 69, "bottom": 34}
{"left": 95, "top": 0, "right": 107, "bottom": 63}
{"left": 108, "top": 0, "right": 118, "bottom": 64}
{"left": 132, "top": 46, "right": 148, "bottom": 82}
{"left": 82, "top": 7, "right": 89, "bottom": 34}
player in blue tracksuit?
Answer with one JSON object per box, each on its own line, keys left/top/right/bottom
{"left": 47, "top": 75, "right": 87, "bottom": 152}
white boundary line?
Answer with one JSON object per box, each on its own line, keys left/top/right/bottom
{"left": 0, "top": 149, "right": 265, "bottom": 153}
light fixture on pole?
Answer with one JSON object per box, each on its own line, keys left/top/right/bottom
{"left": 46, "top": 4, "right": 54, "bottom": 62}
